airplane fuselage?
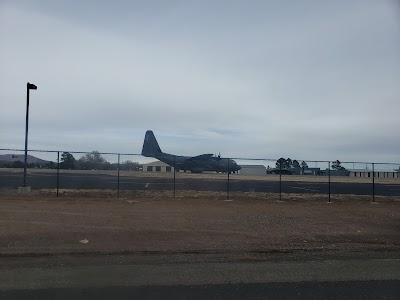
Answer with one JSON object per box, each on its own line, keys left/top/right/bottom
{"left": 151, "top": 152, "right": 240, "bottom": 173}
{"left": 141, "top": 130, "right": 241, "bottom": 173}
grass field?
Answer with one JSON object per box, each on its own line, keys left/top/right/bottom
{"left": 1, "top": 188, "right": 400, "bottom": 204}
{"left": 1, "top": 168, "right": 399, "bottom": 184}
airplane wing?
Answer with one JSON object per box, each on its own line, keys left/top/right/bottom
{"left": 187, "top": 154, "right": 214, "bottom": 161}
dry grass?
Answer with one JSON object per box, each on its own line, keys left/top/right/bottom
{"left": 2, "top": 188, "right": 399, "bottom": 203}
{"left": 1, "top": 168, "right": 399, "bottom": 184}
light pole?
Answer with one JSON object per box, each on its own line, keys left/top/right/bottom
{"left": 22, "top": 82, "right": 37, "bottom": 188}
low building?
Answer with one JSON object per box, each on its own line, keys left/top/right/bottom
{"left": 349, "top": 169, "right": 399, "bottom": 179}
{"left": 267, "top": 168, "right": 293, "bottom": 175}
{"left": 239, "top": 165, "right": 266, "bottom": 175}
{"left": 142, "top": 161, "right": 174, "bottom": 172}
{"left": 267, "top": 167, "right": 321, "bottom": 175}
{"left": 301, "top": 167, "right": 321, "bottom": 176}
{"left": 320, "top": 169, "right": 350, "bottom": 176}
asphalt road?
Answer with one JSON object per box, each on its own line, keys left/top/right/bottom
{"left": 1, "top": 170, "right": 400, "bottom": 196}
{"left": 1, "top": 259, "right": 399, "bottom": 299}
{"left": 2, "top": 281, "right": 399, "bottom": 299}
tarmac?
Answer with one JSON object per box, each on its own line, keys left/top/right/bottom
{"left": 1, "top": 170, "right": 400, "bottom": 196}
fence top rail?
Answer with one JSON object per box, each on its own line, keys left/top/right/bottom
{"left": 0, "top": 149, "right": 399, "bottom": 166}
{"left": 0, "top": 149, "right": 138, "bottom": 156}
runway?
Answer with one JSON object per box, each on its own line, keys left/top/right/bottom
{"left": 1, "top": 259, "right": 399, "bottom": 299}
{"left": 1, "top": 170, "right": 399, "bottom": 196}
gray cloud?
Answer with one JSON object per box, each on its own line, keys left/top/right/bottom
{"left": 1, "top": 0, "right": 399, "bottom": 162}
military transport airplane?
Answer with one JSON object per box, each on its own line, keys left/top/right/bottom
{"left": 141, "top": 130, "right": 241, "bottom": 173}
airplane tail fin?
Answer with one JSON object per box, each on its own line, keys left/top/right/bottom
{"left": 141, "top": 130, "right": 162, "bottom": 157}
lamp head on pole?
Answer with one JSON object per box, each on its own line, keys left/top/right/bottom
{"left": 27, "top": 82, "right": 37, "bottom": 90}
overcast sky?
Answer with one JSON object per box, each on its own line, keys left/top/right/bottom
{"left": 1, "top": 0, "right": 399, "bottom": 163}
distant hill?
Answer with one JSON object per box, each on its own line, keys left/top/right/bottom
{"left": 0, "top": 154, "right": 51, "bottom": 164}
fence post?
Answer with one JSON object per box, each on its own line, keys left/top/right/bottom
{"left": 328, "top": 161, "right": 331, "bottom": 202}
{"left": 227, "top": 158, "right": 230, "bottom": 200}
{"left": 372, "top": 163, "right": 375, "bottom": 202}
{"left": 117, "top": 154, "right": 120, "bottom": 199}
{"left": 279, "top": 162, "right": 282, "bottom": 201}
{"left": 57, "top": 151, "right": 60, "bottom": 197}
{"left": 173, "top": 155, "right": 176, "bottom": 198}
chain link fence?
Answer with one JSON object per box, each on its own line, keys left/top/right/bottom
{"left": 1, "top": 149, "right": 399, "bottom": 201}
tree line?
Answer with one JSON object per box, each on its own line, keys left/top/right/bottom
{"left": 2, "top": 152, "right": 347, "bottom": 171}
{"left": 275, "top": 158, "right": 346, "bottom": 170}
{"left": 60, "top": 151, "right": 141, "bottom": 170}
{"left": 0, "top": 161, "right": 53, "bottom": 169}
{"left": 0, "top": 151, "right": 141, "bottom": 171}
{"left": 275, "top": 158, "right": 307, "bottom": 169}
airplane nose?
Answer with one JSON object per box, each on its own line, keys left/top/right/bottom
{"left": 232, "top": 160, "right": 241, "bottom": 170}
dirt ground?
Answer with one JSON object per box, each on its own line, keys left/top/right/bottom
{"left": 1, "top": 194, "right": 399, "bottom": 265}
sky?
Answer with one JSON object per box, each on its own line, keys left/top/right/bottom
{"left": 1, "top": 0, "right": 399, "bottom": 163}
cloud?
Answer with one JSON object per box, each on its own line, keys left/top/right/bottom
{"left": 0, "top": 1, "right": 399, "bottom": 163}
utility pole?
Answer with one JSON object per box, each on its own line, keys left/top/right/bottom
{"left": 20, "top": 82, "right": 37, "bottom": 192}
